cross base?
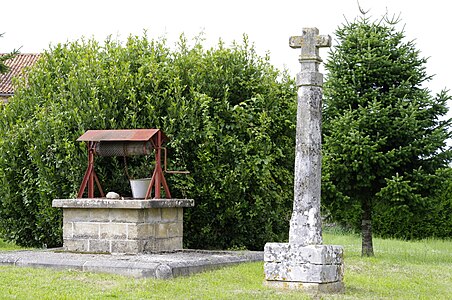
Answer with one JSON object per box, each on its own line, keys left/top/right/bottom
{"left": 264, "top": 243, "right": 344, "bottom": 294}
{"left": 264, "top": 280, "right": 344, "bottom": 293}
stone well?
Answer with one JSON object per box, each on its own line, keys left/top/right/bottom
{"left": 52, "top": 198, "right": 194, "bottom": 254}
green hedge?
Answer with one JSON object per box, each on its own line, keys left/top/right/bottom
{"left": 0, "top": 34, "right": 296, "bottom": 249}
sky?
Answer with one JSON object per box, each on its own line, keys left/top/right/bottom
{"left": 1, "top": 0, "right": 450, "bottom": 95}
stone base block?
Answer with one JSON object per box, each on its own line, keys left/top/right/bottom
{"left": 264, "top": 243, "right": 344, "bottom": 293}
{"left": 264, "top": 280, "right": 344, "bottom": 293}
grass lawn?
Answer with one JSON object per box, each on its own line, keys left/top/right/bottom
{"left": 0, "top": 239, "right": 24, "bottom": 251}
{"left": 0, "top": 232, "right": 451, "bottom": 299}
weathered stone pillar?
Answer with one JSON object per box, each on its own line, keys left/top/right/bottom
{"left": 264, "top": 28, "right": 344, "bottom": 294}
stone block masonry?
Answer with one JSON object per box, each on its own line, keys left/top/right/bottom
{"left": 264, "top": 243, "right": 344, "bottom": 292}
{"left": 53, "top": 199, "right": 194, "bottom": 254}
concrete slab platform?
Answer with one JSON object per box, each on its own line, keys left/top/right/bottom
{"left": 0, "top": 249, "right": 263, "bottom": 279}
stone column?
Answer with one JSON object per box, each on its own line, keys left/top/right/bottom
{"left": 264, "top": 28, "right": 344, "bottom": 294}
{"left": 289, "top": 28, "right": 326, "bottom": 245}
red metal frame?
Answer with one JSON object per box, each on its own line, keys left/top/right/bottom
{"left": 77, "top": 129, "right": 171, "bottom": 199}
{"left": 77, "top": 141, "right": 105, "bottom": 198}
{"left": 146, "top": 130, "right": 171, "bottom": 199}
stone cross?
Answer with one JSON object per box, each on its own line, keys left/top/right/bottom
{"left": 288, "top": 28, "right": 331, "bottom": 245}
{"left": 263, "top": 28, "right": 344, "bottom": 294}
{"left": 289, "top": 29, "right": 331, "bottom": 65}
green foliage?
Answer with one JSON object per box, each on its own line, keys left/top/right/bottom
{"left": 0, "top": 32, "right": 18, "bottom": 74}
{"left": 373, "top": 168, "right": 452, "bottom": 239}
{"left": 322, "top": 13, "right": 452, "bottom": 240}
{"left": 0, "top": 34, "right": 296, "bottom": 249}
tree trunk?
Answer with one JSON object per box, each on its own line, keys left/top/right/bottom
{"left": 361, "top": 198, "right": 374, "bottom": 257}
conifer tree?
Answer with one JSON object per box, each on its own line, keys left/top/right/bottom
{"left": 322, "top": 13, "right": 452, "bottom": 256}
{"left": 0, "top": 33, "right": 18, "bottom": 74}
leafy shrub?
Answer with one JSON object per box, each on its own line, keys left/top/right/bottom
{"left": 0, "top": 34, "right": 296, "bottom": 249}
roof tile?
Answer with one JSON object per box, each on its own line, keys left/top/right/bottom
{"left": 0, "top": 53, "right": 40, "bottom": 95}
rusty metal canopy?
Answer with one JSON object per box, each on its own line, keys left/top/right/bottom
{"left": 76, "top": 129, "right": 167, "bottom": 142}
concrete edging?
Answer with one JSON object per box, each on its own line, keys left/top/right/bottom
{"left": 0, "top": 249, "right": 263, "bottom": 279}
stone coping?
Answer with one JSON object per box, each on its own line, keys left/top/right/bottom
{"left": 0, "top": 249, "right": 263, "bottom": 279}
{"left": 52, "top": 198, "right": 194, "bottom": 209}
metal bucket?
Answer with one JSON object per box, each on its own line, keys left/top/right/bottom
{"left": 130, "top": 178, "right": 151, "bottom": 198}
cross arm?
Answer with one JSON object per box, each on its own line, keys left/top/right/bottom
{"left": 289, "top": 34, "right": 331, "bottom": 49}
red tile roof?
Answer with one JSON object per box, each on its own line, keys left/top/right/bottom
{"left": 0, "top": 53, "right": 40, "bottom": 96}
